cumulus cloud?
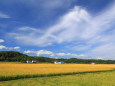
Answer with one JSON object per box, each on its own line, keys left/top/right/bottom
{"left": 0, "top": 45, "right": 20, "bottom": 50}
{"left": 24, "top": 50, "right": 86, "bottom": 58}
{"left": 24, "top": 50, "right": 36, "bottom": 53}
{"left": 36, "top": 50, "right": 54, "bottom": 56}
{"left": 0, "top": 39, "right": 4, "bottom": 42}
{"left": 0, "top": 12, "right": 10, "bottom": 18}
{"left": 56, "top": 53, "right": 66, "bottom": 56}
{"left": 0, "top": 45, "right": 6, "bottom": 49}
{"left": 24, "top": 50, "right": 54, "bottom": 56}
{"left": 56, "top": 52, "right": 85, "bottom": 57}
{"left": 13, "top": 47, "right": 20, "bottom": 50}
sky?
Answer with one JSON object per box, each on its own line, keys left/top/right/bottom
{"left": 0, "top": 0, "right": 115, "bottom": 60}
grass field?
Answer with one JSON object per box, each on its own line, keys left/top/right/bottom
{"left": 0, "top": 69, "right": 115, "bottom": 86}
{"left": 0, "top": 63, "right": 115, "bottom": 81}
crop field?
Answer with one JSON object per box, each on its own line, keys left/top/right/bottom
{"left": 0, "top": 63, "right": 115, "bottom": 81}
{"left": 0, "top": 63, "right": 115, "bottom": 85}
{"left": 0, "top": 63, "right": 115, "bottom": 77}
{"left": 0, "top": 70, "right": 115, "bottom": 86}
{"left": 0, "top": 67, "right": 115, "bottom": 86}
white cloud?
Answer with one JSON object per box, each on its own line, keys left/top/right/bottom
{"left": 24, "top": 50, "right": 54, "bottom": 56}
{"left": 89, "top": 43, "right": 115, "bottom": 59}
{"left": 0, "top": 12, "right": 10, "bottom": 18}
{"left": 0, "top": 39, "right": 4, "bottom": 42}
{"left": 43, "top": 6, "right": 91, "bottom": 44}
{"left": 96, "top": 57, "right": 103, "bottom": 60}
{"left": 24, "top": 50, "right": 86, "bottom": 58}
{"left": 11, "top": 4, "right": 115, "bottom": 46}
{"left": 9, "top": 2, "right": 115, "bottom": 59}
{"left": 0, "top": 45, "right": 6, "bottom": 49}
{"left": 56, "top": 53, "right": 66, "bottom": 56}
{"left": 24, "top": 50, "right": 36, "bottom": 53}
{"left": 9, "top": 6, "right": 91, "bottom": 46}
{"left": 36, "top": 50, "right": 54, "bottom": 56}
{"left": 56, "top": 52, "right": 86, "bottom": 57}
{"left": 18, "top": 26, "right": 43, "bottom": 33}
{"left": 0, "top": 45, "right": 20, "bottom": 50}
{"left": 13, "top": 47, "right": 20, "bottom": 50}
{"left": 22, "top": 0, "right": 76, "bottom": 11}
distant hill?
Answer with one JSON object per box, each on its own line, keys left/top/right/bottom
{"left": 0, "top": 51, "right": 27, "bottom": 57}
{"left": 0, "top": 51, "right": 115, "bottom": 64}
{"left": 0, "top": 51, "right": 28, "bottom": 62}
{"left": 0, "top": 51, "right": 54, "bottom": 63}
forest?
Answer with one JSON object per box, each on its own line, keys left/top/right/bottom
{"left": 0, "top": 51, "right": 115, "bottom": 64}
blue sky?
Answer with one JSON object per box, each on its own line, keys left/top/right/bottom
{"left": 0, "top": 0, "right": 115, "bottom": 60}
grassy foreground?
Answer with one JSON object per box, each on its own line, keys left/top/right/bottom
{"left": 0, "top": 70, "right": 115, "bottom": 86}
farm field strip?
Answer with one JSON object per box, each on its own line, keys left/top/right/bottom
{"left": 0, "top": 69, "right": 115, "bottom": 86}
{"left": 0, "top": 63, "right": 115, "bottom": 81}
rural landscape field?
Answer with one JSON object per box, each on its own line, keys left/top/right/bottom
{"left": 1, "top": 0, "right": 115, "bottom": 86}
{"left": 0, "top": 69, "right": 115, "bottom": 86}
{"left": 0, "top": 63, "right": 115, "bottom": 86}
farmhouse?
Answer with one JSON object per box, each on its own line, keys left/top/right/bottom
{"left": 26, "top": 60, "right": 37, "bottom": 63}
{"left": 54, "top": 61, "right": 64, "bottom": 64}
{"left": 26, "top": 60, "right": 31, "bottom": 63}
{"left": 32, "top": 60, "right": 37, "bottom": 63}
{"left": 91, "top": 62, "right": 95, "bottom": 65}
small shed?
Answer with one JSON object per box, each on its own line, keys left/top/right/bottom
{"left": 91, "top": 62, "right": 95, "bottom": 65}
{"left": 60, "top": 61, "right": 64, "bottom": 64}
{"left": 54, "top": 61, "right": 64, "bottom": 64}
{"left": 32, "top": 60, "right": 37, "bottom": 63}
{"left": 54, "top": 61, "right": 58, "bottom": 64}
{"left": 26, "top": 60, "right": 31, "bottom": 63}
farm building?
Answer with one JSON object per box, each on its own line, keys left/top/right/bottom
{"left": 54, "top": 61, "right": 64, "bottom": 64}
{"left": 26, "top": 60, "right": 37, "bottom": 63}
{"left": 26, "top": 60, "right": 31, "bottom": 63}
{"left": 32, "top": 60, "right": 37, "bottom": 63}
{"left": 91, "top": 62, "right": 95, "bottom": 65}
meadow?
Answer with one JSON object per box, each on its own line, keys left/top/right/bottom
{"left": 0, "top": 63, "right": 115, "bottom": 81}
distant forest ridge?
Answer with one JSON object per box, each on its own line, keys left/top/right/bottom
{"left": 0, "top": 51, "right": 115, "bottom": 64}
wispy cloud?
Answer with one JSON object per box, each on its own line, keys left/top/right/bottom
{"left": 0, "top": 12, "right": 10, "bottom": 18}
{"left": 9, "top": 2, "right": 115, "bottom": 59}
{"left": 9, "top": 6, "right": 91, "bottom": 46}
{"left": 89, "top": 43, "right": 115, "bottom": 59}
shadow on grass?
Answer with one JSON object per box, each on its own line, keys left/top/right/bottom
{"left": 0, "top": 69, "right": 115, "bottom": 81}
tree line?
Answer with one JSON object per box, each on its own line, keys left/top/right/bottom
{"left": 0, "top": 51, "right": 115, "bottom": 64}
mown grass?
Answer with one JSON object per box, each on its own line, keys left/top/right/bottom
{"left": 0, "top": 70, "right": 115, "bottom": 86}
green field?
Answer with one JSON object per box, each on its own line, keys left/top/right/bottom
{"left": 0, "top": 70, "right": 115, "bottom": 86}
